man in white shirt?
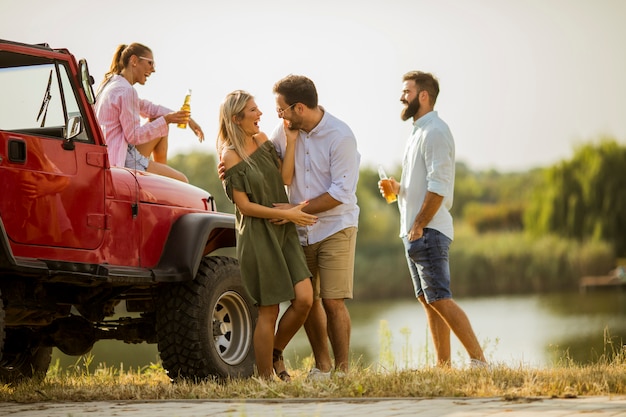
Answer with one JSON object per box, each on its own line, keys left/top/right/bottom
{"left": 271, "top": 75, "right": 360, "bottom": 378}
{"left": 380, "top": 71, "right": 487, "bottom": 368}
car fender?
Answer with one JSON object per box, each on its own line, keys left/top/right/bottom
{"left": 153, "top": 212, "right": 236, "bottom": 283}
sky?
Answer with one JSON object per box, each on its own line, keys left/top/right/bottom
{"left": 2, "top": 0, "right": 625, "bottom": 172}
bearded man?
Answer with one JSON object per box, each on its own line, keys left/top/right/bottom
{"left": 379, "top": 71, "right": 488, "bottom": 368}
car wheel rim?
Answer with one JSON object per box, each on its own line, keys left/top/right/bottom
{"left": 211, "top": 290, "right": 253, "bottom": 365}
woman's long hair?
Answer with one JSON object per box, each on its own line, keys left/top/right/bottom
{"left": 216, "top": 90, "right": 254, "bottom": 165}
{"left": 96, "top": 43, "right": 152, "bottom": 97}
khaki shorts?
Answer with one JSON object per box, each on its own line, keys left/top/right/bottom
{"left": 302, "top": 227, "right": 357, "bottom": 300}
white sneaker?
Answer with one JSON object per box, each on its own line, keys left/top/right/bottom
{"left": 307, "top": 367, "right": 331, "bottom": 381}
{"left": 470, "top": 359, "right": 490, "bottom": 369}
{"left": 333, "top": 370, "right": 347, "bottom": 379}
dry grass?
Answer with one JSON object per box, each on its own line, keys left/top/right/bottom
{"left": 2, "top": 327, "right": 624, "bottom": 403}
{"left": 1, "top": 350, "right": 624, "bottom": 403}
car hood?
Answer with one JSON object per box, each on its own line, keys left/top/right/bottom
{"left": 109, "top": 168, "right": 214, "bottom": 211}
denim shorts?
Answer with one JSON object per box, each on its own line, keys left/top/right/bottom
{"left": 403, "top": 228, "right": 453, "bottom": 303}
{"left": 125, "top": 145, "right": 149, "bottom": 171}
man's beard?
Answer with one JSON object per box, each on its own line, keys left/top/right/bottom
{"left": 401, "top": 97, "right": 420, "bottom": 121}
{"left": 285, "top": 114, "right": 304, "bottom": 131}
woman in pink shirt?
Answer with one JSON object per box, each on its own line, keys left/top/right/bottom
{"left": 94, "top": 43, "right": 204, "bottom": 182}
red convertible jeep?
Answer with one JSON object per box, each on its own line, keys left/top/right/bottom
{"left": 0, "top": 39, "right": 256, "bottom": 382}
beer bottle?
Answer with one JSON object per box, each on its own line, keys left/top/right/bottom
{"left": 378, "top": 165, "right": 397, "bottom": 204}
{"left": 177, "top": 89, "right": 192, "bottom": 129}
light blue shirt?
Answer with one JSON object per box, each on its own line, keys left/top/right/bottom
{"left": 398, "top": 111, "right": 455, "bottom": 240}
{"left": 271, "top": 110, "right": 360, "bottom": 245}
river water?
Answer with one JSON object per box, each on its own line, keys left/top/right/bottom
{"left": 52, "top": 290, "right": 626, "bottom": 371}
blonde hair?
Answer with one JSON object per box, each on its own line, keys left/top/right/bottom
{"left": 216, "top": 90, "right": 254, "bottom": 165}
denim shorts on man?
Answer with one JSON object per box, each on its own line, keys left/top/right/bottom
{"left": 403, "top": 227, "right": 452, "bottom": 303}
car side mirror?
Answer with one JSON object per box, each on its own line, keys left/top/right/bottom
{"left": 79, "top": 59, "right": 96, "bottom": 105}
{"left": 63, "top": 116, "right": 81, "bottom": 150}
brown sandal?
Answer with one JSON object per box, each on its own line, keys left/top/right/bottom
{"left": 272, "top": 349, "right": 291, "bottom": 382}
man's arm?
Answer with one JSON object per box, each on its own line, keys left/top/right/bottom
{"left": 281, "top": 122, "right": 297, "bottom": 186}
{"left": 302, "top": 192, "right": 341, "bottom": 214}
{"left": 408, "top": 191, "right": 444, "bottom": 241}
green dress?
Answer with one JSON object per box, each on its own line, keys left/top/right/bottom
{"left": 223, "top": 140, "right": 311, "bottom": 306}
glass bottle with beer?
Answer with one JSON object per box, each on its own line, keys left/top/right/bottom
{"left": 378, "top": 165, "right": 397, "bottom": 204}
{"left": 177, "top": 89, "right": 192, "bottom": 129}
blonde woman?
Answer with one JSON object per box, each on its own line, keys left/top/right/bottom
{"left": 217, "top": 90, "right": 315, "bottom": 381}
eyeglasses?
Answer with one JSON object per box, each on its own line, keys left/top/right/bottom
{"left": 276, "top": 102, "right": 297, "bottom": 117}
{"left": 138, "top": 56, "right": 155, "bottom": 69}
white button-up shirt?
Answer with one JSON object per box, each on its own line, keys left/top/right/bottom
{"left": 398, "top": 111, "right": 455, "bottom": 240}
{"left": 271, "top": 110, "right": 360, "bottom": 245}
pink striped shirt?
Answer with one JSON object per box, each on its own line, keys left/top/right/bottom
{"left": 94, "top": 75, "right": 172, "bottom": 167}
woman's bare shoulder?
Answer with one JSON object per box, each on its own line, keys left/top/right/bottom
{"left": 221, "top": 148, "right": 242, "bottom": 170}
{"left": 253, "top": 132, "right": 268, "bottom": 144}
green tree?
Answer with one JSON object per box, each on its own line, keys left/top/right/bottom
{"left": 457, "top": 165, "right": 541, "bottom": 233}
{"left": 525, "top": 138, "right": 626, "bottom": 256}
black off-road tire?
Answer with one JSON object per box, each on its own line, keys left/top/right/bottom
{"left": 0, "top": 290, "right": 5, "bottom": 361}
{"left": 0, "top": 292, "right": 52, "bottom": 384}
{"left": 156, "top": 256, "right": 256, "bottom": 381}
{"left": 0, "top": 328, "right": 52, "bottom": 383}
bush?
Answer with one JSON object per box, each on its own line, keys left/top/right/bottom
{"left": 449, "top": 230, "right": 614, "bottom": 296}
{"left": 355, "top": 228, "right": 614, "bottom": 300}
